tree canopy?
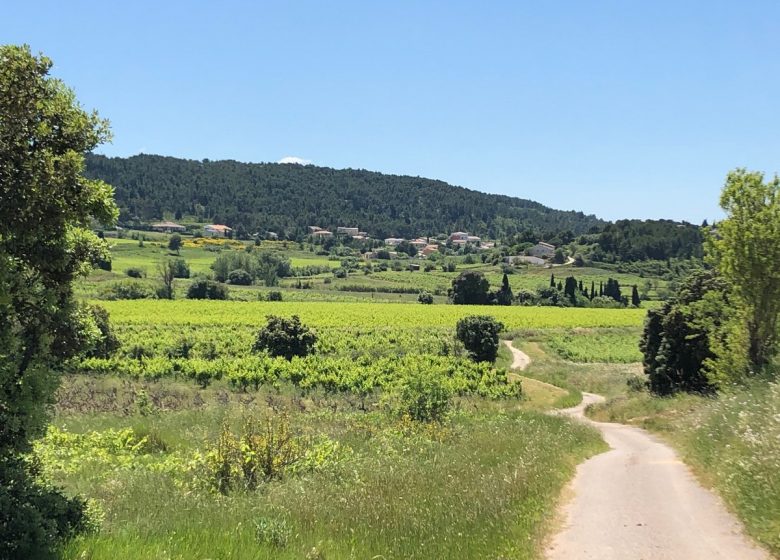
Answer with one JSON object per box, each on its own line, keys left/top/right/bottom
{"left": 0, "top": 44, "right": 118, "bottom": 556}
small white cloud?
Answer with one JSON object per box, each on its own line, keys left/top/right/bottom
{"left": 278, "top": 156, "right": 312, "bottom": 165}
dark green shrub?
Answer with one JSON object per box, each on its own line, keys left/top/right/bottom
{"left": 267, "top": 291, "right": 283, "bottom": 301}
{"left": 449, "top": 271, "right": 489, "bottom": 305}
{"left": 253, "top": 315, "right": 316, "bottom": 360}
{"left": 227, "top": 269, "right": 252, "bottom": 285}
{"left": 100, "top": 281, "right": 153, "bottom": 300}
{"left": 187, "top": 277, "right": 229, "bottom": 300}
{"left": 170, "top": 258, "right": 190, "bottom": 279}
{"left": 455, "top": 315, "right": 504, "bottom": 363}
{"left": 417, "top": 291, "right": 434, "bottom": 304}
{"left": 125, "top": 267, "right": 145, "bottom": 278}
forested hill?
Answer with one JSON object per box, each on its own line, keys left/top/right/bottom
{"left": 85, "top": 154, "right": 604, "bottom": 239}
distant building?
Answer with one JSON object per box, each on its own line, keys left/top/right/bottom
{"left": 529, "top": 242, "right": 555, "bottom": 258}
{"left": 151, "top": 221, "right": 186, "bottom": 233}
{"left": 410, "top": 238, "right": 428, "bottom": 249}
{"left": 308, "top": 225, "right": 323, "bottom": 233}
{"left": 384, "top": 237, "right": 405, "bottom": 246}
{"left": 421, "top": 244, "right": 440, "bottom": 257}
{"left": 506, "top": 255, "right": 546, "bottom": 266}
{"left": 337, "top": 226, "right": 360, "bottom": 236}
{"left": 449, "top": 231, "right": 469, "bottom": 242}
{"left": 312, "top": 230, "right": 333, "bottom": 238}
{"left": 204, "top": 224, "right": 232, "bottom": 237}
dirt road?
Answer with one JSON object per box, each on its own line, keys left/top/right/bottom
{"left": 503, "top": 339, "right": 531, "bottom": 371}
{"left": 546, "top": 392, "right": 771, "bottom": 560}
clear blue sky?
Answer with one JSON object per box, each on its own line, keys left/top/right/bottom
{"left": 5, "top": 1, "right": 779, "bottom": 222}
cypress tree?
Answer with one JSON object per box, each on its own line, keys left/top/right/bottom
{"left": 590, "top": 281, "right": 595, "bottom": 300}
{"left": 578, "top": 279, "right": 583, "bottom": 292}
{"left": 599, "top": 281, "right": 603, "bottom": 297}
{"left": 631, "top": 285, "right": 641, "bottom": 307}
{"left": 550, "top": 273, "right": 555, "bottom": 287}
{"left": 557, "top": 281, "right": 563, "bottom": 291}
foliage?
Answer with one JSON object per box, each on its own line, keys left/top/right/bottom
{"left": 186, "top": 277, "right": 229, "bottom": 300}
{"left": 417, "top": 290, "right": 434, "bottom": 304}
{"left": 85, "top": 154, "right": 605, "bottom": 240}
{"left": 385, "top": 368, "right": 452, "bottom": 422}
{"left": 156, "top": 260, "right": 176, "bottom": 299}
{"left": 125, "top": 267, "right": 145, "bottom": 278}
{"left": 449, "top": 271, "right": 489, "bottom": 305}
{"left": 595, "top": 219, "right": 703, "bottom": 262}
{"left": 227, "top": 268, "right": 252, "bottom": 285}
{"left": 99, "top": 280, "right": 153, "bottom": 300}
{"left": 170, "top": 258, "right": 190, "bottom": 279}
{"left": 211, "top": 250, "right": 291, "bottom": 284}
{"left": 266, "top": 291, "right": 283, "bottom": 301}
{"left": 640, "top": 270, "right": 728, "bottom": 394}
{"left": 456, "top": 315, "right": 504, "bottom": 363}
{"left": 706, "top": 169, "right": 780, "bottom": 374}
{"left": 167, "top": 233, "right": 182, "bottom": 255}
{"left": 0, "top": 44, "right": 118, "bottom": 557}
{"left": 253, "top": 315, "right": 317, "bottom": 360}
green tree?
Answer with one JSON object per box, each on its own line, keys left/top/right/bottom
{"left": 455, "top": 315, "right": 504, "bottom": 363}
{"left": 449, "top": 271, "right": 490, "bottom": 305}
{"left": 168, "top": 233, "right": 182, "bottom": 255}
{"left": 552, "top": 248, "right": 565, "bottom": 264}
{"left": 0, "top": 45, "right": 118, "bottom": 556}
{"left": 706, "top": 169, "right": 780, "bottom": 373}
{"left": 157, "top": 259, "right": 176, "bottom": 299}
{"left": 631, "top": 285, "right": 641, "bottom": 307}
{"left": 564, "top": 276, "right": 578, "bottom": 303}
{"left": 253, "top": 315, "right": 317, "bottom": 360}
{"left": 495, "top": 273, "right": 513, "bottom": 306}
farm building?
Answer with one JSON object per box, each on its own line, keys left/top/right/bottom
{"left": 204, "top": 224, "right": 233, "bottom": 237}
{"left": 529, "top": 242, "right": 555, "bottom": 258}
{"left": 151, "top": 221, "right": 186, "bottom": 233}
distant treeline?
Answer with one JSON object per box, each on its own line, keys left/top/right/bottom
{"left": 85, "top": 154, "right": 604, "bottom": 240}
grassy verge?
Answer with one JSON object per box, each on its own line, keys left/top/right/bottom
{"left": 48, "top": 381, "right": 605, "bottom": 559}
{"left": 589, "top": 381, "right": 780, "bottom": 556}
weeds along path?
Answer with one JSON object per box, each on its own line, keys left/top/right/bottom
{"left": 545, "top": 391, "right": 771, "bottom": 560}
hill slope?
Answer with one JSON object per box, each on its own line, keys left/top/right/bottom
{"left": 85, "top": 154, "right": 604, "bottom": 239}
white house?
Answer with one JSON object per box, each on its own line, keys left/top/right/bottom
{"left": 204, "top": 224, "right": 232, "bottom": 237}
{"left": 337, "top": 226, "right": 360, "bottom": 236}
{"left": 384, "top": 237, "right": 405, "bottom": 246}
{"left": 529, "top": 242, "right": 556, "bottom": 258}
{"left": 312, "top": 230, "right": 333, "bottom": 238}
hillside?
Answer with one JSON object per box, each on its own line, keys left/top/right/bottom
{"left": 85, "top": 154, "right": 604, "bottom": 239}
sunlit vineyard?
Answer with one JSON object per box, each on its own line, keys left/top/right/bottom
{"left": 98, "top": 300, "right": 646, "bottom": 329}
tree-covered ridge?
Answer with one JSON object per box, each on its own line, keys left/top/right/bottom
{"left": 85, "top": 154, "right": 604, "bottom": 239}
{"left": 594, "top": 219, "right": 703, "bottom": 261}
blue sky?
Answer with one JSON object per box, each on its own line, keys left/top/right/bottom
{"left": 5, "top": 1, "right": 779, "bottom": 222}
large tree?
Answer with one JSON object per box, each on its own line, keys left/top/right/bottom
{"left": 449, "top": 271, "right": 490, "bottom": 305}
{"left": 0, "top": 45, "right": 118, "bottom": 557}
{"left": 706, "top": 169, "right": 780, "bottom": 372}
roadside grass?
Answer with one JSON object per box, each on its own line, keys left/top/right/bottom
{"left": 541, "top": 328, "right": 642, "bottom": 363}
{"left": 589, "top": 378, "right": 780, "bottom": 556}
{"left": 50, "top": 387, "right": 606, "bottom": 560}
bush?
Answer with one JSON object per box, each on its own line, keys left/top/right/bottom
{"left": 170, "top": 258, "right": 190, "bottom": 279}
{"left": 253, "top": 315, "right": 317, "bottom": 360}
{"left": 187, "top": 277, "right": 229, "bottom": 300}
{"left": 266, "top": 291, "right": 283, "bottom": 301}
{"left": 125, "top": 267, "right": 145, "bottom": 278}
{"left": 387, "top": 370, "right": 452, "bottom": 422}
{"left": 455, "top": 315, "right": 504, "bottom": 363}
{"left": 417, "top": 291, "right": 434, "bottom": 304}
{"left": 333, "top": 268, "right": 348, "bottom": 279}
{"left": 227, "top": 269, "right": 253, "bottom": 285}
{"left": 100, "top": 281, "right": 153, "bottom": 300}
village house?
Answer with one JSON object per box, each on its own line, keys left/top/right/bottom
{"left": 384, "top": 237, "right": 404, "bottom": 246}
{"left": 312, "top": 230, "right": 334, "bottom": 238}
{"left": 308, "top": 225, "right": 322, "bottom": 233}
{"left": 204, "top": 224, "right": 232, "bottom": 237}
{"left": 151, "top": 221, "right": 186, "bottom": 233}
{"left": 337, "top": 226, "right": 360, "bottom": 236}
{"left": 421, "top": 244, "right": 440, "bottom": 257}
{"left": 410, "top": 238, "right": 428, "bottom": 249}
{"left": 529, "top": 241, "right": 556, "bottom": 258}
{"left": 449, "top": 231, "right": 469, "bottom": 242}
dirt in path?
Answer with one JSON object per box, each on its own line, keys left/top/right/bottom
{"left": 503, "top": 339, "right": 531, "bottom": 371}
{"left": 546, "top": 392, "right": 771, "bottom": 560}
